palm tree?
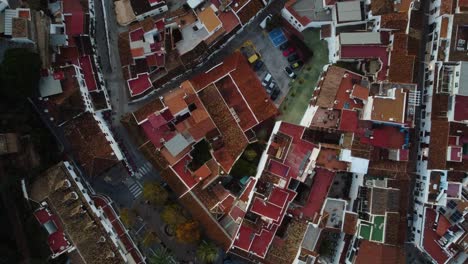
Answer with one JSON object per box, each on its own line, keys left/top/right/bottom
{"left": 148, "top": 247, "right": 175, "bottom": 264}
{"left": 197, "top": 241, "right": 219, "bottom": 263}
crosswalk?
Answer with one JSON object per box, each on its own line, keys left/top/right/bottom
{"left": 128, "top": 181, "right": 143, "bottom": 198}
{"left": 134, "top": 162, "right": 152, "bottom": 180}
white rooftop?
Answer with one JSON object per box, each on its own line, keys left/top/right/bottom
{"left": 336, "top": 1, "right": 362, "bottom": 22}
{"left": 39, "top": 75, "right": 63, "bottom": 97}
{"left": 340, "top": 32, "right": 381, "bottom": 45}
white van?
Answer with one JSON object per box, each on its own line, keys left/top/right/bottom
{"left": 262, "top": 73, "right": 272, "bottom": 86}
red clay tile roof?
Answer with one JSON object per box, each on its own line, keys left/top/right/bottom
{"left": 441, "top": 0, "right": 456, "bottom": 15}
{"left": 194, "top": 164, "right": 212, "bottom": 181}
{"left": 133, "top": 98, "right": 166, "bottom": 124}
{"left": 351, "top": 84, "right": 369, "bottom": 101}
{"left": 285, "top": 0, "right": 311, "bottom": 26}
{"left": 235, "top": 0, "right": 264, "bottom": 25}
{"left": 321, "top": 24, "right": 331, "bottom": 39}
{"left": 355, "top": 240, "right": 405, "bottom": 264}
{"left": 198, "top": 84, "right": 248, "bottom": 172}
{"left": 385, "top": 212, "right": 400, "bottom": 245}
{"left": 228, "top": 56, "right": 278, "bottom": 122}
{"left": 118, "top": 32, "right": 133, "bottom": 67}
{"left": 62, "top": 113, "right": 120, "bottom": 177}
{"left": 427, "top": 120, "right": 449, "bottom": 170}
{"left": 219, "top": 10, "right": 240, "bottom": 33}
{"left": 441, "top": 17, "right": 449, "bottom": 38}
{"left": 343, "top": 212, "right": 358, "bottom": 235}
{"left": 380, "top": 12, "right": 408, "bottom": 31}
{"left": 215, "top": 75, "right": 257, "bottom": 131}
{"left": 190, "top": 52, "right": 240, "bottom": 91}
{"left": 315, "top": 66, "right": 347, "bottom": 108}
{"left": 423, "top": 209, "right": 450, "bottom": 264}
{"left": 371, "top": 0, "right": 394, "bottom": 15}
{"left": 389, "top": 33, "right": 415, "bottom": 84}
{"left": 191, "top": 52, "right": 277, "bottom": 123}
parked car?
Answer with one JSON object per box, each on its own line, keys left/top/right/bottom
{"left": 253, "top": 60, "right": 264, "bottom": 71}
{"left": 279, "top": 42, "right": 289, "bottom": 51}
{"left": 287, "top": 53, "right": 299, "bottom": 62}
{"left": 262, "top": 73, "right": 272, "bottom": 87}
{"left": 284, "top": 66, "right": 296, "bottom": 78}
{"left": 266, "top": 82, "right": 275, "bottom": 94}
{"left": 282, "top": 47, "right": 296, "bottom": 57}
{"left": 271, "top": 88, "right": 280, "bottom": 100}
{"left": 291, "top": 60, "right": 304, "bottom": 69}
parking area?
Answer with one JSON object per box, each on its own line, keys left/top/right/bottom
{"left": 239, "top": 29, "right": 294, "bottom": 105}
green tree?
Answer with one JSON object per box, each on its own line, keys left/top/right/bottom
{"left": 244, "top": 149, "right": 257, "bottom": 162}
{"left": 175, "top": 220, "right": 200, "bottom": 244}
{"left": 148, "top": 247, "right": 175, "bottom": 264}
{"left": 119, "top": 208, "right": 135, "bottom": 228}
{"left": 143, "top": 182, "right": 168, "bottom": 206}
{"left": 197, "top": 241, "right": 219, "bottom": 263}
{"left": 0, "top": 48, "right": 41, "bottom": 103}
{"left": 161, "top": 203, "right": 186, "bottom": 229}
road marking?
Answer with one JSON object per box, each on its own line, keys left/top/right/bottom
{"left": 128, "top": 183, "right": 143, "bottom": 198}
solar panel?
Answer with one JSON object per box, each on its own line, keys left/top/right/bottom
{"left": 450, "top": 211, "right": 462, "bottom": 222}
{"left": 447, "top": 200, "right": 457, "bottom": 209}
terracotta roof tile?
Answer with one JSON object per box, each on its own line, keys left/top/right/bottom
{"left": 388, "top": 33, "right": 415, "bottom": 84}
{"left": 441, "top": 0, "right": 456, "bottom": 15}
{"left": 441, "top": 17, "right": 449, "bottom": 38}
{"left": 321, "top": 24, "right": 331, "bottom": 38}
{"left": 384, "top": 212, "right": 400, "bottom": 245}
{"left": 370, "top": 0, "right": 394, "bottom": 16}
{"left": 355, "top": 240, "right": 405, "bottom": 264}
{"left": 315, "top": 66, "right": 347, "bottom": 108}
{"left": 235, "top": 0, "right": 264, "bottom": 25}
{"left": 427, "top": 120, "right": 449, "bottom": 170}
{"left": 198, "top": 84, "right": 248, "bottom": 172}
{"left": 343, "top": 212, "right": 357, "bottom": 235}
{"left": 62, "top": 113, "right": 119, "bottom": 177}
{"left": 133, "top": 98, "right": 166, "bottom": 123}
{"left": 118, "top": 32, "right": 132, "bottom": 67}
{"left": 380, "top": 12, "right": 407, "bottom": 32}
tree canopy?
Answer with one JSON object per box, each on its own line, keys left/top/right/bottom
{"left": 197, "top": 241, "right": 219, "bottom": 263}
{"left": 175, "top": 220, "right": 200, "bottom": 244}
{"left": 142, "top": 181, "right": 168, "bottom": 206}
{"left": 148, "top": 247, "right": 175, "bottom": 264}
{"left": 161, "top": 203, "right": 187, "bottom": 229}
{"left": 0, "top": 48, "right": 41, "bottom": 104}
